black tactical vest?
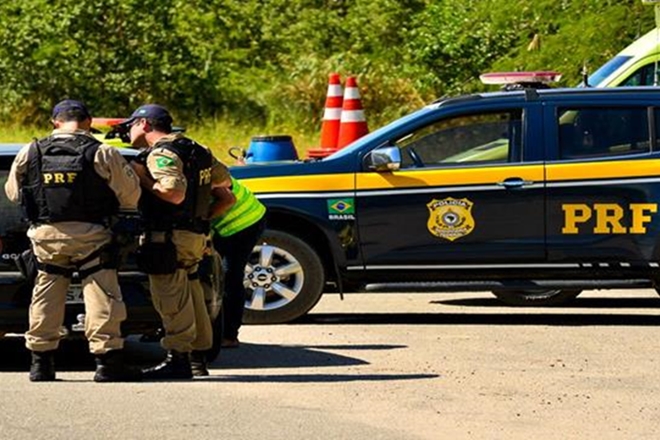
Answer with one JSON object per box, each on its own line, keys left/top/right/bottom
{"left": 20, "top": 134, "right": 119, "bottom": 224}
{"left": 139, "top": 137, "right": 213, "bottom": 233}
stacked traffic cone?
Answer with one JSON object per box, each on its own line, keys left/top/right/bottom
{"left": 320, "top": 73, "right": 343, "bottom": 148}
{"left": 308, "top": 73, "right": 344, "bottom": 159}
{"left": 336, "top": 76, "right": 368, "bottom": 148}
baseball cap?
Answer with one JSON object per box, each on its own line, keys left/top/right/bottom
{"left": 120, "top": 104, "right": 173, "bottom": 127}
{"left": 52, "top": 99, "right": 91, "bottom": 119}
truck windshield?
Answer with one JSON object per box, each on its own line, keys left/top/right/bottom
{"left": 586, "top": 55, "right": 633, "bottom": 87}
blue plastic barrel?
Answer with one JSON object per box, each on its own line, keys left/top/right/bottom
{"left": 246, "top": 135, "right": 298, "bottom": 163}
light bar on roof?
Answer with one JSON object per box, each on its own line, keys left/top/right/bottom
{"left": 479, "top": 71, "right": 562, "bottom": 85}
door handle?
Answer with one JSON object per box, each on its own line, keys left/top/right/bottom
{"left": 497, "top": 177, "right": 534, "bottom": 189}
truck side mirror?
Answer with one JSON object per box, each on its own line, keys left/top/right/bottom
{"left": 363, "top": 146, "right": 401, "bottom": 172}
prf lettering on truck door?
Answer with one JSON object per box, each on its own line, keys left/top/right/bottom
{"left": 562, "top": 203, "right": 658, "bottom": 234}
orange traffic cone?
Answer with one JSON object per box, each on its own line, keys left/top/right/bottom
{"left": 319, "top": 73, "right": 343, "bottom": 149}
{"left": 336, "top": 76, "right": 368, "bottom": 149}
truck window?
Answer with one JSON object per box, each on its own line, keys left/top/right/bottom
{"left": 558, "top": 107, "right": 650, "bottom": 159}
{"left": 396, "top": 110, "right": 523, "bottom": 168}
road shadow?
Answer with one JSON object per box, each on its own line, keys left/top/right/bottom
{"left": 436, "top": 296, "right": 660, "bottom": 309}
{"left": 197, "top": 372, "right": 439, "bottom": 383}
{"left": 298, "top": 312, "right": 660, "bottom": 326}
{"left": 0, "top": 337, "right": 396, "bottom": 373}
{"left": 210, "top": 343, "right": 408, "bottom": 370}
{"left": 0, "top": 336, "right": 166, "bottom": 373}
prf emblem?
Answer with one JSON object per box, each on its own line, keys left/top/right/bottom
{"left": 562, "top": 203, "right": 657, "bottom": 234}
{"left": 427, "top": 197, "right": 475, "bottom": 242}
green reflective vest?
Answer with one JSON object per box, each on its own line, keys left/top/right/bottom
{"left": 211, "top": 177, "right": 266, "bottom": 237}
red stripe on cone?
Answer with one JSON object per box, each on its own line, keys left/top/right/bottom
{"left": 319, "top": 73, "right": 343, "bottom": 149}
{"left": 336, "top": 76, "right": 368, "bottom": 149}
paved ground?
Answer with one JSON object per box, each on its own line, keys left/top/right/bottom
{"left": 1, "top": 289, "right": 660, "bottom": 439}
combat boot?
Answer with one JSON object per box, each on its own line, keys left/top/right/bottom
{"left": 29, "top": 350, "right": 56, "bottom": 382}
{"left": 190, "top": 350, "right": 209, "bottom": 377}
{"left": 93, "top": 350, "right": 143, "bottom": 382}
{"left": 142, "top": 350, "right": 193, "bottom": 380}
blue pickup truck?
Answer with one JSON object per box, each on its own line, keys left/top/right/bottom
{"left": 233, "top": 86, "right": 660, "bottom": 323}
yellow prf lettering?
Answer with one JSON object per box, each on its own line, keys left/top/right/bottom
{"left": 43, "top": 173, "right": 53, "bottom": 184}
{"left": 199, "top": 168, "right": 211, "bottom": 185}
{"left": 629, "top": 203, "right": 657, "bottom": 234}
{"left": 562, "top": 204, "right": 591, "bottom": 234}
{"left": 593, "top": 204, "right": 626, "bottom": 234}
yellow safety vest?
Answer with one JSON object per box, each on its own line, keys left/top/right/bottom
{"left": 211, "top": 177, "right": 266, "bottom": 237}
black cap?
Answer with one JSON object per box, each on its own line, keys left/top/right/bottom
{"left": 120, "top": 104, "right": 173, "bottom": 127}
{"left": 52, "top": 100, "right": 91, "bottom": 119}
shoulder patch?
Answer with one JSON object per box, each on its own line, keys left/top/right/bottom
{"left": 155, "top": 156, "right": 176, "bottom": 168}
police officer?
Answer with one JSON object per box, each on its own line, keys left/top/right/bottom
{"left": 122, "top": 104, "right": 232, "bottom": 379}
{"left": 209, "top": 177, "right": 266, "bottom": 348}
{"left": 4, "top": 100, "right": 142, "bottom": 382}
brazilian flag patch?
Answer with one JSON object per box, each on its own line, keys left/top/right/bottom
{"left": 327, "top": 198, "right": 355, "bottom": 220}
{"left": 155, "top": 156, "right": 175, "bottom": 168}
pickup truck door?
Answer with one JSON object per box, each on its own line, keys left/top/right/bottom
{"left": 355, "top": 103, "right": 546, "bottom": 269}
{"left": 544, "top": 101, "right": 660, "bottom": 263}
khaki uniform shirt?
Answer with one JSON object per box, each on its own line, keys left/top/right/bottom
{"left": 4, "top": 129, "right": 141, "bottom": 240}
{"left": 147, "top": 133, "right": 230, "bottom": 192}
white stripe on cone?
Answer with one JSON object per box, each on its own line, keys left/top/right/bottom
{"left": 343, "top": 87, "right": 361, "bottom": 100}
{"left": 323, "top": 108, "right": 343, "bottom": 120}
{"left": 340, "top": 109, "right": 366, "bottom": 122}
{"left": 327, "top": 84, "right": 343, "bottom": 97}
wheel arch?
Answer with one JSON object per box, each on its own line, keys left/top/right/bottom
{"left": 264, "top": 209, "right": 342, "bottom": 284}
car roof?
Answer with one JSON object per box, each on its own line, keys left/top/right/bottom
{"left": 434, "top": 85, "right": 660, "bottom": 109}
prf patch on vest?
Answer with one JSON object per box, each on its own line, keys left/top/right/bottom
{"left": 199, "top": 167, "right": 212, "bottom": 185}
{"left": 562, "top": 203, "right": 657, "bottom": 234}
{"left": 43, "top": 172, "right": 77, "bottom": 185}
{"left": 427, "top": 197, "right": 475, "bottom": 242}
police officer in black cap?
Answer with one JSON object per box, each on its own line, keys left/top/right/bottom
{"left": 5, "top": 99, "right": 143, "bottom": 382}
{"left": 121, "top": 104, "right": 232, "bottom": 379}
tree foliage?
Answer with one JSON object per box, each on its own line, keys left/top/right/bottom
{"left": 0, "top": 0, "right": 655, "bottom": 128}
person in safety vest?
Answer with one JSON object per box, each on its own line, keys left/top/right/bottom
{"left": 120, "top": 104, "right": 232, "bottom": 379}
{"left": 209, "top": 177, "right": 266, "bottom": 348}
{"left": 4, "top": 100, "right": 143, "bottom": 382}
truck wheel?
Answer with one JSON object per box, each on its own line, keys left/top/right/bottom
{"left": 491, "top": 289, "right": 582, "bottom": 306}
{"left": 199, "top": 250, "right": 224, "bottom": 363}
{"left": 243, "top": 230, "right": 324, "bottom": 324}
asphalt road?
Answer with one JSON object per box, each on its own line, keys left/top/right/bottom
{"left": 1, "top": 289, "right": 660, "bottom": 440}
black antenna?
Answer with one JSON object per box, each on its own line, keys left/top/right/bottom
{"left": 582, "top": 64, "right": 590, "bottom": 87}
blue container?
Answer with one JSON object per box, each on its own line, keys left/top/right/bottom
{"left": 246, "top": 135, "right": 298, "bottom": 163}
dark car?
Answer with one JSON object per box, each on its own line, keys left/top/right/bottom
{"left": 234, "top": 86, "right": 660, "bottom": 324}
{"left": 0, "top": 144, "right": 223, "bottom": 358}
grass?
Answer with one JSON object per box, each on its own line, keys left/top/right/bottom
{"left": 0, "top": 119, "right": 322, "bottom": 164}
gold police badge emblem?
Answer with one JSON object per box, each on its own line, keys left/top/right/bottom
{"left": 427, "top": 197, "right": 475, "bottom": 241}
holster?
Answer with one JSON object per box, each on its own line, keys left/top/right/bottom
{"left": 135, "top": 231, "right": 178, "bottom": 274}
{"left": 14, "top": 248, "right": 38, "bottom": 284}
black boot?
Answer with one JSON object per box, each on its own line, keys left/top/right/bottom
{"left": 29, "top": 350, "right": 56, "bottom": 382}
{"left": 190, "top": 351, "right": 209, "bottom": 377}
{"left": 142, "top": 350, "right": 193, "bottom": 380}
{"left": 93, "top": 350, "right": 143, "bottom": 383}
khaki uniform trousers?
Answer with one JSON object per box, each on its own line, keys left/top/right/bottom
{"left": 26, "top": 223, "right": 126, "bottom": 355}
{"left": 148, "top": 229, "right": 213, "bottom": 353}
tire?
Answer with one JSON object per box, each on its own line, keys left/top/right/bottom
{"left": 491, "top": 289, "right": 582, "bottom": 306}
{"left": 199, "top": 250, "right": 224, "bottom": 362}
{"left": 242, "top": 230, "right": 325, "bottom": 324}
